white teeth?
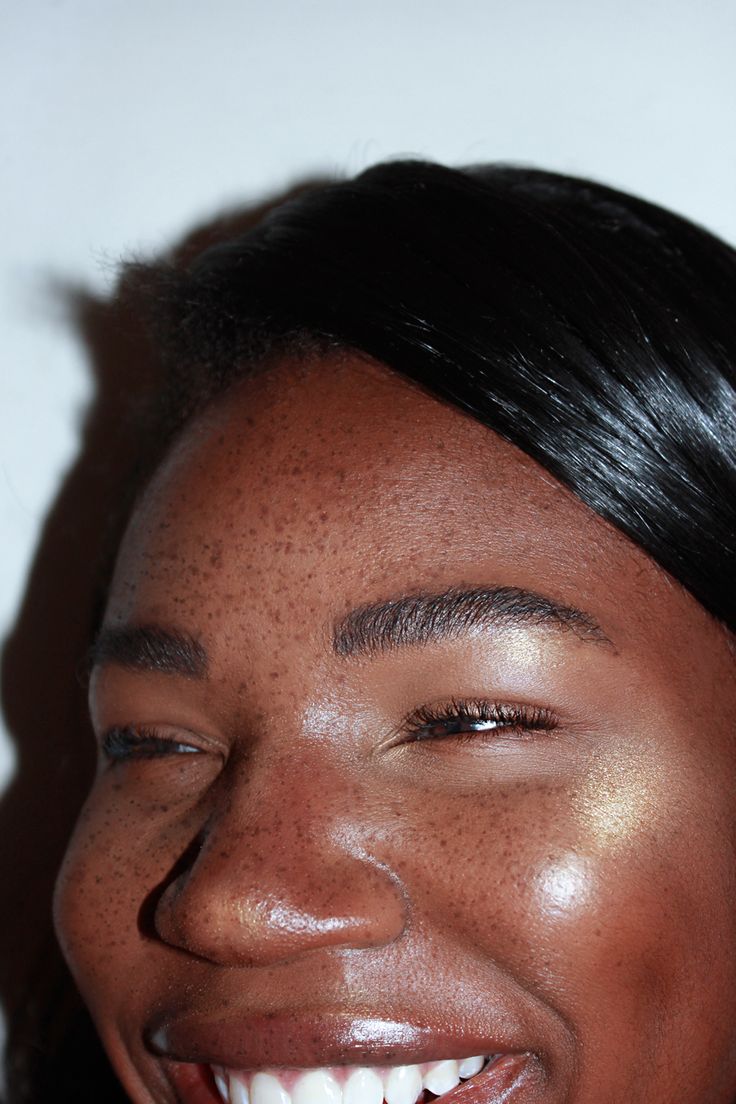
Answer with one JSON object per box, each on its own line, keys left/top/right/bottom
{"left": 293, "top": 1070, "right": 343, "bottom": 1104}
{"left": 343, "top": 1068, "right": 384, "bottom": 1104}
{"left": 230, "top": 1074, "right": 250, "bottom": 1104}
{"left": 251, "top": 1072, "right": 293, "bottom": 1104}
{"left": 384, "top": 1064, "right": 423, "bottom": 1104}
{"left": 423, "top": 1061, "right": 460, "bottom": 1096}
{"left": 213, "top": 1066, "right": 230, "bottom": 1102}
{"left": 217, "top": 1056, "right": 489, "bottom": 1104}
{"left": 458, "top": 1056, "right": 485, "bottom": 1079}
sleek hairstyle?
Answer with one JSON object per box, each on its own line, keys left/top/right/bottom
{"left": 132, "top": 159, "right": 736, "bottom": 629}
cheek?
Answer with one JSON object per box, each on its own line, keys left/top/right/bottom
{"left": 54, "top": 748, "right": 225, "bottom": 975}
{"left": 389, "top": 775, "right": 736, "bottom": 1024}
{"left": 54, "top": 785, "right": 184, "bottom": 1013}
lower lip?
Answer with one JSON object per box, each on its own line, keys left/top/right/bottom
{"left": 169, "top": 1054, "right": 535, "bottom": 1104}
{"left": 468, "top": 1055, "right": 533, "bottom": 1100}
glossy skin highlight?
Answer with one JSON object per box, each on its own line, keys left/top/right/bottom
{"left": 55, "top": 354, "right": 736, "bottom": 1103}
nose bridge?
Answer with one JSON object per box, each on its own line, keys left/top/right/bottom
{"left": 228, "top": 739, "right": 369, "bottom": 870}
{"left": 153, "top": 746, "right": 407, "bottom": 965}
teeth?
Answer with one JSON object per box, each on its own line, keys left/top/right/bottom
{"left": 423, "top": 1061, "right": 459, "bottom": 1096}
{"left": 384, "top": 1065, "right": 423, "bottom": 1104}
{"left": 219, "top": 1057, "right": 490, "bottom": 1104}
{"left": 293, "top": 1070, "right": 343, "bottom": 1104}
{"left": 230, "top": 1073, "right": 250, "bottom": 1104}
{"left": 343, "top": 1068, "right": 384, "bottom": 1104}
{"left": 213, "top": 1066, "right": 231, "bottom": 1102}
{"left": 458, "top": 1056, "right": 485, "bottom": 1080}
{"left": 252, "top": 1072, "right": 293, "bottom": 1104}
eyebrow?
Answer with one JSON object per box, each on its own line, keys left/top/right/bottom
{"left": 332, "top": 585, "right": 612, "bottom": 657}
{"left": 87, "top": 625, "right": 208, "bottom": 679}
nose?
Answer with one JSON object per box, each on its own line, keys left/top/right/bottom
{"left": 152, "top": 759, "right": 408, "bottom": 967}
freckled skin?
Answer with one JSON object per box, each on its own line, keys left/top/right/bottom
{"left": 55, "top": 353, "right": 736, "bottom": 1103}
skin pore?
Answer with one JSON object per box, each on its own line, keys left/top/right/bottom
{"left": 55, "top": 352, "right": 736, "bottom": 1104}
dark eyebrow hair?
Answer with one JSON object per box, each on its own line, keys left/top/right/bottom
{"left": 333, "top": 585, "right": 611, "bottom": 657}
{"left": 86, "top": 625, "right": 208, "bottom": 679}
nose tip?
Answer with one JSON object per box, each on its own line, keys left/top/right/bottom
{"left": 153, "top": 844, "right": 408, "bottom": 967}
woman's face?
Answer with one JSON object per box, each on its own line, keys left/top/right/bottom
{"left": 56, "top": 354, "right": 736, "bottom": 1104}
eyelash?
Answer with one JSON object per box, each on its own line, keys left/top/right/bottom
{"left": 101, "top": 699, "right": 557, "bottom": 762}
{"left": 402, "top": 698, "right": 558, "bottom": 743}
{"left": 101, "top": 726, "right": 200, "bottom": 761}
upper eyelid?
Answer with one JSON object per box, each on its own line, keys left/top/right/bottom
{"left": 97, "top": 713, "right": 229, "bottom": 751}
{"left": 408, "top": 699, "right": 555, "bottom": 720}
{"left": 402, "top": 699, "right": 559, "bottom": 736}
{"left": 100, "top": 724, "right": 204, "bottom": 758}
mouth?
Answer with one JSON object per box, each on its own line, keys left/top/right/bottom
{"left": 154, "top": 1009, "right": 546, "bottom": 1104}
{"left": 207, "top": 1054, "right": 528, "bottom": 1104}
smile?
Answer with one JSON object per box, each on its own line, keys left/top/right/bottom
{"left": 210, "top": 1056, "right": 496, "bottom": 1104}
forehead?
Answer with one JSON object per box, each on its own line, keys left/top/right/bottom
{"left": 107, "top": 353, "right": 694, "bottom": 653}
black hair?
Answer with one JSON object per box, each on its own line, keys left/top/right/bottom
{"left": 131, "top": 159, "right": 736, "bottom": 631}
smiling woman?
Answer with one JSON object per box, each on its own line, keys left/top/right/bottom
{"left": 50, "top": 161, "right": 736, "bottom": 1104}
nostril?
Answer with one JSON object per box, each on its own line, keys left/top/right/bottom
{"left": 140, "top": 831, "right": 205, "bottom": 942}
{"left": 152, "top": 875, "right": 221, "bottom": 959}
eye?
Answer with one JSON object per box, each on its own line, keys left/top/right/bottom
{"left": 403, "top": 698, "right": 558, "bottom": 743}
{"left": 101, "top": 725, "right": 202, "bottom": 761}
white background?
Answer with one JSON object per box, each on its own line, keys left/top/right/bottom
{"left": 2, "top": 0, "right": 735, "bottom": 786}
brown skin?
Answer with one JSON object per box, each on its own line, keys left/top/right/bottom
{"left": 55, "top": 353, "right": 736, "bottom": 1104}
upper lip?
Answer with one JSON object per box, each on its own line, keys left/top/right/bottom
{"left": 147, "top": 1009, "right": 538, "bottom": 1070}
